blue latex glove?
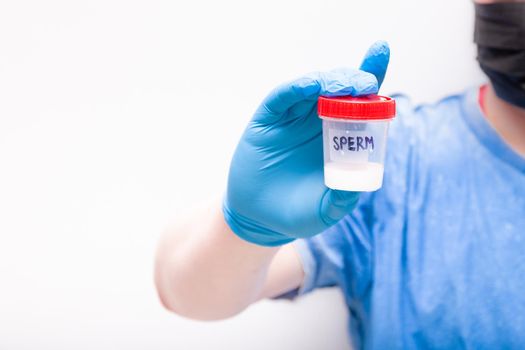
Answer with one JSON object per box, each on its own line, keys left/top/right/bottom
{"left": 223, "top": 41, "right": 390, "bottom": 246}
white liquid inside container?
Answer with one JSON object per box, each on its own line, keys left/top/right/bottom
{"left": 323, "top": 162, "right": 384, "bottom": 192}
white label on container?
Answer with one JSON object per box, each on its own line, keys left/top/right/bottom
{"left": 328, "top": 128, "right": 375, "bottom": 163}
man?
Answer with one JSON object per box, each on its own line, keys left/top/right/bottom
{"left": 155, "top": 0, "right": 525, "bottom": 348}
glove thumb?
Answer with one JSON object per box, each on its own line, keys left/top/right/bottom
{"left": 359, "top": 40, "right": 390, "bottom": 89}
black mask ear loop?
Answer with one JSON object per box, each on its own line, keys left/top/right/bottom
{"left": 474, "top": 3, "right": 525, "bottom": 108}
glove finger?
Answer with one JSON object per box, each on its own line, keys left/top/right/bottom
{"left": 253, "top": 76, "right": 321, "bottom": 124}
{"left": 319, "top": 188, "right": 360, "bottom": 227}
{"left": 319, "top": 69, "right": 378, "bottom": 97}
{"left": 359, "top": 40, "right": 390, "bottom": 88}
{"left": 254, "top": 69, "right": 378, "bottom": 125}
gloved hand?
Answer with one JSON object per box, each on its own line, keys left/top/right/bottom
{"left": 223, "top": 41, "right": 390, "bottom": 246}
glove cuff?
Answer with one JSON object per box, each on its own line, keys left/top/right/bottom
{"left": 222, "top": 201, "right": 295, "bottom": 247}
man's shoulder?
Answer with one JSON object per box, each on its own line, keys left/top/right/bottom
{"left": 379, "top": 90, "right": 476, "bottom": 205}
{"left": 389, "top": 91, "right": 468, "bottom": 143}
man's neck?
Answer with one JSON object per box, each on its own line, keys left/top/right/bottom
{"left": 483, "top": 83, "right": 525, "bottom": 158}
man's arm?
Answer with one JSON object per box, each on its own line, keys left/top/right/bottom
{"left": 154, "top": 199, "right": 304, "bottom": 321}
{"left": 155, "top": 43, "right": 390, "bottom": 320}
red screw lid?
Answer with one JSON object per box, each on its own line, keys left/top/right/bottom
{"left": 318, "top": 95, "right": 396, "bottom": 120}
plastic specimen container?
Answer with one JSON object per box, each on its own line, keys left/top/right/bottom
{"left": 318, "top": 94, "right": 396, "bottom": 192}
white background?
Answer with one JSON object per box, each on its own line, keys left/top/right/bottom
{"left": 0, "top": 1, "right": 483, "bottom": 349}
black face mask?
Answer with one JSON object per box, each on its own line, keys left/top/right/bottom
{"left": 474, "top": 2, "right": 525, "bottom": 109}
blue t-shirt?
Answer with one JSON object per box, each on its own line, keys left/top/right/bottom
{"left": 295, "top": 87, "right": 525, "bottom": 349}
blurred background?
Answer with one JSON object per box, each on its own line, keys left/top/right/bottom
{"left": 0, "top": 0, "right": 483, "bottom": 349}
